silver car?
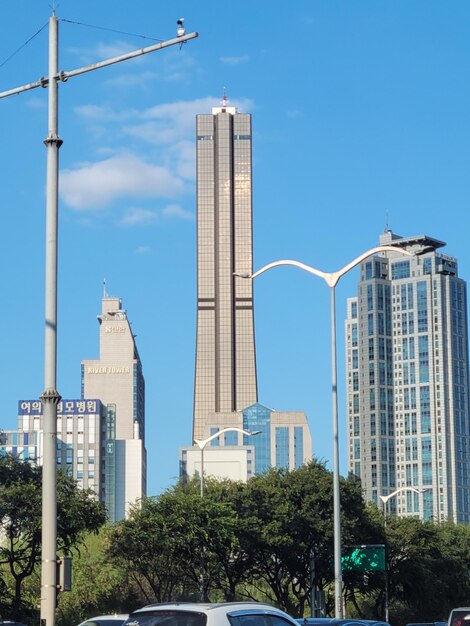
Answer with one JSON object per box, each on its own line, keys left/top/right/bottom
{"left": 123, "top": 602, "right": 299, "bottom": 626}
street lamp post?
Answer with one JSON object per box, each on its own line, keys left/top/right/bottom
{"left": 193, "top": 427, "right": 260, "bottom": 600}
{"left": 0, "top": 14, "right": 197, "bottom": 626}
{"left": 378, "top": 486, "right": 427, "bottom": 622}
{"left": 379, "top": 486, "right": 428, "bottom": 525}
{"left": 235, "top": 245, "right": 412, "bottom": 618}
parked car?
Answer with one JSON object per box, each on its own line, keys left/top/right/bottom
{"left": 448, "top": 609, "right": 470, "bottom": 626}
{"left": 77, "top": 615, "right": 129, "bottom": 626}
{"left": 123, "top": 602, "right": 299, "bottom": 626}
{"left": 406, "top": 622, "right": 447, "bottom": 626}
{"left": 297, "top": 620, "right": 390, "bottom": 626}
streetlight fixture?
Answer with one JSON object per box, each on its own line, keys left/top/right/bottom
{"left": 235, "top": 244, "right": 413, "bottom": 618}
{"left": 193, "top": 427, "right": 261, "bottom": 497}
{"left": 0, "top": 14, "right": 198, "bottom": 626}
{"left": 193, "top": 426, "right": 261, "bottom": 600}
{"left": 378, "top": 485, "right": 428, "bottom": 622}
{"left": 379, "top": 486, "right": 429, "bottom": 525}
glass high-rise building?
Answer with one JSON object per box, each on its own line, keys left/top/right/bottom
{"left": 180, "top": 403, "right": 312, "bottom": 483}
{"left": 193, "top": 99, "right": 258, "bottom": 440}
{"left": 346, "top": 230, "right": 470, "bottom": 523}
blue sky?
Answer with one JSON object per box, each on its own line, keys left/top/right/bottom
{"left": 1, "top": 1, "right": 470, "bottom": 495}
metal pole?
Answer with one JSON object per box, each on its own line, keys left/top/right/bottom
{"left": 331, "top": 285, "right": 343, "bottom": 618}
{"left": 199, "top": 443, "right": 205, "bottom": 601}
{"left": 310, "top": 550, "right": 316, "bottom": 617}
{"left": 384, "top": 548, "right": 389, "bottom": 623}
{"left": 384, "top": 499, "right": 389, "bottom": 623}
{"left": 40, "top": 14, "right": 62, "bottom": 626}
{"left": 200, "top": 444, "right": 204, "bottom": 497}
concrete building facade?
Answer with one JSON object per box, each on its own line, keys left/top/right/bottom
{"left": 181, "top": 402, "right": 312, "bottom": 483}
{"left": 82, "top": 294, "right": 146, "bottom": 519}
{"left": 12, "top": 398, "right": 104, "bottom": 496}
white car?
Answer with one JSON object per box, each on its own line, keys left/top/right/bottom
{"left": 78, "top": 615, "right": 129, "bottom": 626}
{"left": 123, "top": 602, "right": 299, "bottom": 626}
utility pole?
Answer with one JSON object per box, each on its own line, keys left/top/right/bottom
{"left": 0, "top": 13, "right": 197, "bottom": 626}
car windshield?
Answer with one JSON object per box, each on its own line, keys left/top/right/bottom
{"left": 125, "top": 612, "right": 207, "bottom": 626}
{"left": 450, "top": 612, "right": 470, "bottom": 626}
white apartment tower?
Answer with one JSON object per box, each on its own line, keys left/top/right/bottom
{"left": 346, "top": 231, "right": 470, "bottom": 523}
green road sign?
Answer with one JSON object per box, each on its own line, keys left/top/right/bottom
{"left": 341, "top": 544, "right": 385, "bottom": 572}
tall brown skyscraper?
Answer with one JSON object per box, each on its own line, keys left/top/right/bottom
{"left": 193, "top": 100, "right": 258, "bottom": 440}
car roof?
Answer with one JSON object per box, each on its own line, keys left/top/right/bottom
{"left": 129, "top": 603, "right": 297, "bottom": 624}
{"left": 78, "top": 616, "right": 129, "bottom": 625}
{"left": 133, "top": 603, "right": 284, "bottom": 613}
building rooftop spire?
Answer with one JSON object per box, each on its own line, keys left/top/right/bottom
{"left": 222, "top": 86, "right": 228, "bottom": 108}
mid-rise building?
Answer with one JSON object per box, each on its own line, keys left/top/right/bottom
{"left": 1, "top": 293, "right": 147, "bottom": 522}
{"left": 181, "top": 402, "right": 312, "bottom": 483}
{"left": 346, "top": 230, "right": 470, "bottom": 523}
{"left": 13, "top": 398, "right": 104, "bottom": 496}
{"left": 193, "top": 98, "right": 258, "bottom": 441}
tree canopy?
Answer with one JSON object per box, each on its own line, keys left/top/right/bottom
{"left": 0, "top": 454, "right": 106, "bottom": 621}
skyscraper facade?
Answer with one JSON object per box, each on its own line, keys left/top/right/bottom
{"left": 346, "top": 231, "right": 470, "bottom": 523}
{"left": 193, "top": 100, "right": 258, "bottom": 440}
{"left": 82, "top": 294, "right": 146, "bottom": 520}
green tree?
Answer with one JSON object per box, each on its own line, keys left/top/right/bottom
{"left": 56, "top": 529, "right": 139, "bottom": 626}
{"left": 107, "top": 484, "right": 241, "bottom": 603}
{"left": 386, "top": 517, "right": 470, "bottom": 622}
{"left": 232, "top": 461, "right": 380, "bottom": 616}
{"left": 0, "top": 454, "right": 106, "bottom": 621}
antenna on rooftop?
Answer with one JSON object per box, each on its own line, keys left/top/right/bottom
{"left": 103, "top": 278, "right": 108, "bottom": 298}
{"left": 222, "top": 86, "right": 228, "bottom": 108}
{"left": 384, "top": 210, "right": 390, "bottom": 233}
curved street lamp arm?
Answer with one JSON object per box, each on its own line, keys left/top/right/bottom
{"left": 330, "top": 245, "right": 413, "bottom": 287}
{"left": 235, "top": 245, "right": 413, "bottom": 288}
{"left": 249, "top": 259, "right": 330, "bottom": 282}
{"left": 379, "top": 485, "right": 423, "bottom": 504}
{"left": 194, "top": 427, "right": 255, "bottom": 449}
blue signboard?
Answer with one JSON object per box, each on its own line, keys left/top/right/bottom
{"left": 18, "top": 399, "right": 102, "bottom": 415}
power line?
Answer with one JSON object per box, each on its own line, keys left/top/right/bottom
{"left": 59, "top": 18, "right": 163, "bottom": 43}
{"left": 0, "top": 22, "right": 48, "bottom": 69}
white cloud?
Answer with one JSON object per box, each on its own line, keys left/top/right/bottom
{"left": 135, "top": 245, "right": 151, "bottom": 255}
{"left": 25, "top": 95, "right": 47, "bottom": 110}
{"left": 220, "top": 55, "right": 249, "bottom": 65}
{"left": 63, "top": 95, "right": 254, "bottom": 217}
{"left": 120, "top": 207, "right": 158, "bottom": 226}
{"left": 105, "top": 70, "right": 160, "bottom": 88}
{"left": 162, "top": 203, "right": 194, "bottom": 220}
{"left": 60, "top": 153, "right": 184, "bottom": 210}
{"left": 123, "top": 96, "right": 254, "bottom": 146}
{"left": 66, "top": 41, "right": 136, "bottom": 66}
{"left": 74, "top": 104, "right": 134, "bottom": 122}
